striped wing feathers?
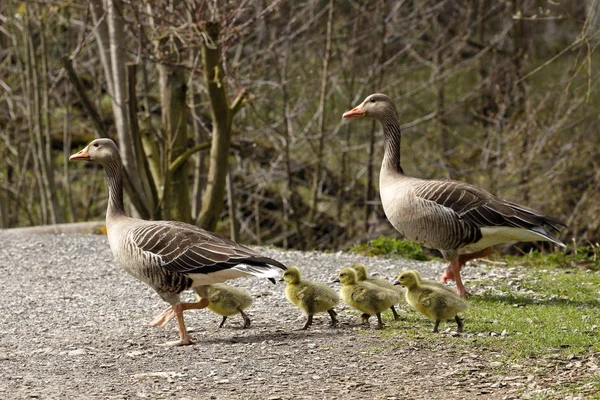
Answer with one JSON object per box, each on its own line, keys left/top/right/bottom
{"left": 129, "top": 221, "right": 281, "bottom": 274}
{"left": 412, "top": 179, "right": 565, "bottom": 231}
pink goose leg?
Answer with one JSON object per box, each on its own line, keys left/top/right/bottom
{"left": 442, "top": 247, "right": 493, "bottom": 297}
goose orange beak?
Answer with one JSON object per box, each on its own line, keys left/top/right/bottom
{"left": 69, "top": 148, "right": 90, "bottom": 161}
{"left": 342, "top": 106, "right": 365, "bottom": 119}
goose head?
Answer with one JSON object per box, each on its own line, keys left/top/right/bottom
{"left": 281, "top": 265, "right": 302, "bottom": 284}
{"left": 393, "top": 270, "right": 421, "bottom": 289}
{"left": 342, "top": 93, "right": 397, "bottom": 120}
{"left": 351, "top": 263, "right": 368, "bottom": 281}
{"left": 337, "top": 267, "right": 358, "bottom": 285}
{"left": 70, "top": 138, "right": 121, "bottom": 166}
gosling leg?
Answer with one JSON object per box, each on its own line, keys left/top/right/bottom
{"left": 390, "top": 305, "right": 400, "bottom": 320}
{"left": 238, "top": 308, "right": 251, "bottom": 329}
{"left": 375, "top": 313, "right": 384, "bottom": 330}
{"left": 360, "top": 313, "right": 371, "bottom": 325}
{"left": 433, "top": 319, "right": 441, "bottom": 333}
{"left": 218, "top": 316, "right": 228, "bottom": 328}
{"left": 327, "top": 308, "right": 338, "bottom": 327}
{"left": 301, "top": 314, "right": 314, "bottom": 330}
{"left": 455, "top": 315, "right": 464, "bottom": 333}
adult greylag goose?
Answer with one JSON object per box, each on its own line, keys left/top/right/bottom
{"left": 342, "top": 94, "right": 565, "bottom": 297}
{"left": 70, "top": 138, "right": 286, "bottom": 346}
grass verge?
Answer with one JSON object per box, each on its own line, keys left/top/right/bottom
{"left": 357, "top": 255, "right": 600, "bottom": 397}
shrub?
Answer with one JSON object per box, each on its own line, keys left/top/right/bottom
{"left": 351, "top": 236, "right": 429, "bottom": 261}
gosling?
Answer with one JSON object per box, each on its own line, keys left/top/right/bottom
{"left": 394, "top": 270, "right": 467, "bottom": 333}
{"left": 336, "top": 267, "right": 398, "bottom": 329}
{"left": 194, "top": 284, "right": 253, "bottom": 329}
{"left": 282, "top": 266, "right": 339, "bottom": 330}
{"left": 351, "top": 263, "right": 403, "bottom": 320}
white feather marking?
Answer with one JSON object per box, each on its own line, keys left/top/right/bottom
{"left": 231, "top": 264, "right": 283, "bottom": 279}
{"left": 460, "top": 226, "right": 563, "bottom": 254}
{"left": 187, "top": 269, "right": 249, "bottom": 286}
{"left": 187, "top": 264, "right": 283, "bottom": 286}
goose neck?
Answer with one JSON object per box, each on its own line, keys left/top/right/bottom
{"left": 381, "top": 115, "right": 404, "bottom": 174}
{"left": 104, "top": 160, "right": 126, "bottom": 218}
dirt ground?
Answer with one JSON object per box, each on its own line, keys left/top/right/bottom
{"left": 0, "top": 233, "right": 597, "bottom": 399}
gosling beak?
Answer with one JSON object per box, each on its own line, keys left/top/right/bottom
{"left": 332, "top": 278, "right": 340, "bottom": 283}
{"left": 69, "top": 147, "right": 90, "bottom": 161}
{"left": 393, "top": 280, "right": 401, "bottom": 286}
{"left": 278, "top": 278, "right": 284, "bottom": 283}
{"left": 342, "top": 105, "right": 365, "bottom": 119}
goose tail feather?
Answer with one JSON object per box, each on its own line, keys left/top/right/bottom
{"left": 231, "top": 257, "right": 287, "bottom": 281}
{"left": 530, "top": 226, "right": 566, "bottom": 248}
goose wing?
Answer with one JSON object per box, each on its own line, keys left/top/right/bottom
{"left": 128, "top": 220, "right": 286, "bottom": 275}
{"left": 412, "top": 179, "right": 565, "bottom": 243}
{"left": 295, "top": 286, "right": 310, "bottom": 301}
{"left": 418, "top": 288, "right": 440, "bottom": 309}
{"left": 351, "top": 285, "right": 371, "bottom": 303}
{"left": 207, "top": 287, "right": 223, "bottom": 302}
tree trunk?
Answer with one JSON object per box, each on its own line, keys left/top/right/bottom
{"left": 186, "top": 9, "right": 208, "bottom": 220}
{"left": 158, "top": 63, "right": 191, "bottom": 222}
{"left": 89, "top": 0, "right": 156, "bottom": 219}
{"left": 226, "top": 166, "right": 240, "bottom": 241}
{"left": 336, "top": 7, "right": 360, "bottom": 248}
{"left": 279, "top": 11, "right": 304, "bottom": 249}
{"left": 433, "top": 30, "right": 451, "bottom": 179}
{"left": 190, "top": 91, "right": 208, "bottom": 219}
{"left": 309, "top": 0, "right": 334, "bottom": 225}
{"left": 512, "top": 0, "right": 530, "bottom": 203}
{"left": 24, "top": 7, "right": 50, "bottom": 224}
{"left": 126, "top": 63, "right": 159, "bottom": 217}
{"left": 106, "top": 0, "right": 130, "bottom": 156}
{"left": 38, "top": 6, "right": 62, "bottom": 224}
{"left": 197, "top": 21, "right": 247, "bottom": 231}
{"left": 364, "top": 0, "right": 387, "bottom": 235}
{"left": 63, "top": 93, "right": 75, "bottom": 223}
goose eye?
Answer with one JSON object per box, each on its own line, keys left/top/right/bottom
{"left": 93, "top": 143, "right": 100, "bottom": 148}
{"left": 370, "top": 98, "right": 376, "bottom": 103}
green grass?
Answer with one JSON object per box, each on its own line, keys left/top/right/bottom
{"left": 356, "top": 264, "right": 600, "bottom": 397}
{"left": 350, "top": 237, "right": 430, "bottom": 261}
{"left": 463, "top": 272, "right": 600, "bottom": 359}
{"left": 350, "top": 241, "right": 600, "bottom": 359}
{"left": 507, "top": 245, "right": 600, "bottom": 271}
{"left": 350, "top": 244, "right": 600, "bottom": 398}
{"left": 385, "top": 268, "right": 600, "bottom": 360}
{"left": 558, "top": 375, "right": 600, "bottom": 399}
{"left": 360, "top": 255, "right": 600, "bottom": 363}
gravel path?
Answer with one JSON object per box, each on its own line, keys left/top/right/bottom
{"left": 0, "top": 233, "right": 595, "bottom": 399}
